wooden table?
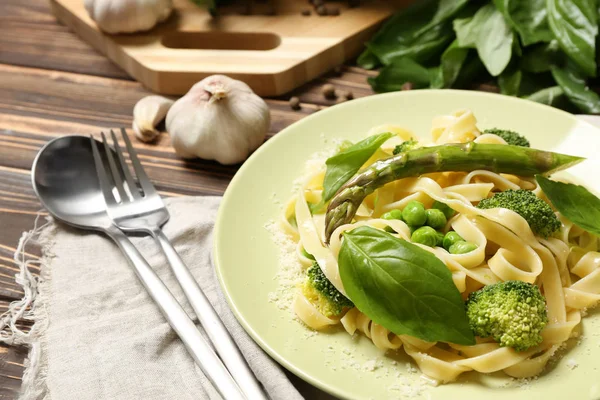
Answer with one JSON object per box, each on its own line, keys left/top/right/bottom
{"left": 0, "top": 0, "right": 378, "bottom": 397}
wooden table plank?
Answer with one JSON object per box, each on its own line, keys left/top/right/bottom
{"left": 0, "top": 343, "right": 27, "bottom": 398}
{"left": 0, "top": 0, "right": 130, "bottom": 79}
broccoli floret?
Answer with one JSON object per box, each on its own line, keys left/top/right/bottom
{"left": 466, "top": 280, "right": 548, "bottom": 351}
{"left": 483, "top": 128, "right": 530, "bottom": 147}
{"left": 301, "top": 262, "right": 353, "bottom": 318}
{"left": 392, "top": 139, "right": 419, "bottom": 155}
{"left": 476, "top": 189, "right": 560, "bottom": 237}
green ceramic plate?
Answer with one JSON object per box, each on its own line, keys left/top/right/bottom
{"left": 214, "top": 90, "right": 600, "bottom": 400}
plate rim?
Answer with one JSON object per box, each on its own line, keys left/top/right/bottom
{"left": 213, "top": 89, "right": 598, "bottom": 398}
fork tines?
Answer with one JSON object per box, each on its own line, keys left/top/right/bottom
{"left": 90, "top": 128, "right": 157, "bottom": 204}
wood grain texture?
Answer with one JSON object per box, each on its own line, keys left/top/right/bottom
{"left": 50, "top": 0, "right": 410, "bottom": 95}
{"left": 0, "top": 0, "right": 381, "bottom": 397}
{"left": 0, "top": 0, "right": 129, "bottom": 79}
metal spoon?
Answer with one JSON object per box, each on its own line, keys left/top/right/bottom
{"left": 31, "top": 135, "right": 246, "bottom": 400}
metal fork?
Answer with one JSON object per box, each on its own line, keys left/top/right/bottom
{"left": 91, "top": 129, "right": 267, "bottom": 400}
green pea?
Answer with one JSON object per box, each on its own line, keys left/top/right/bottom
{"left": 425, "top": 209, "right": 447, "bottom": 229}
{"left": 435, "top": 231, "right": 445, "bottom": 247}
{"left": 411, "top": 226, "right": 438, "bottom": 247}
{"left": 432, "top": 200, "right": 455, "bottom": 220}
{"left": 443, "top": 231, "right": 464, "bottom": 251}
{"left": 402, "top": 201, "right": 427, "bottom": 227}
{"left": 382, "top": 209, "right": 403, "bottom": 220}
{"left": 301, "top": 248, "right": 315, "bottom": 260}
{"left": 449, "top": 241, "right": 478, "bottom": 254}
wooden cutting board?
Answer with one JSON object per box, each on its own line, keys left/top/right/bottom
{"left": 50, "top": 0, "right": 411, "bottom": 96}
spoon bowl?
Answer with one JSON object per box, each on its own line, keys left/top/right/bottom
{"left": 32, "top": 135, "right": 111, "bottom": 230}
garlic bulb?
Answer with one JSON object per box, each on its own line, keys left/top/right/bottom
{"left": 166, "top": 75, "right": 270, "bottom": 165}
{"left": 132, "top": 95, "right": 174, "bottom": 142}
{"left": 84, "top": 0, "right": 173, "bottom": 34}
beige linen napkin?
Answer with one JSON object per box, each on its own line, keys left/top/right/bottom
{"left": 4, "top": 196, "right": 304, "bottom": 400}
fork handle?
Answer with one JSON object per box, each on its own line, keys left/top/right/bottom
{"left": 151, "top": 228, "right": 268, "bottom": 400}
{"left": 105, "top": 226, "right": 246, "bottom": 400}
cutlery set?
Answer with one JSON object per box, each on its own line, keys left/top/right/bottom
{"left": 31, "top": 131, "right": 265, "bottom": 400}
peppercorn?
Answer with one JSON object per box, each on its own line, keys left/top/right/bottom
{"left": 322, "top": 84, "right": 336, "bottom": 99}
{"left": 289, "top": 96, "right": 301, "bottom": 110}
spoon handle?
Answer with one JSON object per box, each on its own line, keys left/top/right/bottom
{"left": 105, "top": 226, "right": 247, "bottom": 400}
{"left": 151, "top": 228, "right": 267, "bottom": 400}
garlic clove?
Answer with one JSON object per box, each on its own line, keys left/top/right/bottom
{"left": 132, "top": 95, "right": 174, "bottom": 143}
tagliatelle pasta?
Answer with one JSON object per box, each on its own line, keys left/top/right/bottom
{"left": 279, "top": 109, "right": 600, "bottom": 384}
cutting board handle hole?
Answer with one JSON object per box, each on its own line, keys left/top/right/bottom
{"left": 161, "top": 31, "right": 281, "bottom": 51}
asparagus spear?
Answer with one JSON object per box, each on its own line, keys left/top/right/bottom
{"left": 324, "top": 143, "right": 583, "bottom": 242}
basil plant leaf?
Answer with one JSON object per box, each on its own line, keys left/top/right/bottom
{"left": 453, "top": 15, "right": 478, "bottom": 48}
{"left": 499, "top": 67, "right": 522, "bottom": 96}
{"left": 339, "top": 226, "right": 476, "bottom": 345}
{"left": 368, "top": 58, "right": 433, "bottom": 93}
{"left": 494, "top": 0, "right": 553, "bottom": 46}
{"left": 431, "top": 40, "right": 470, "bottom": 89}
{"left": 547, "top": 0, "right": 598, "bottom": 77}
{"left": 322, "top": 132, "right": 394, "bottom": 202}
{"left": 536, "top": 175, "right": 600, "bottom": 236}
{"left": 474, "top": 5, "right": 514, "bottom": 77}
{"left": 434, "top": 0, "right": 473, "bottom": 22}
{"left": 365, "top": 0, "right": 467, "bottom": 65}
{"left": 357, "top": 49, "right": 381, "bottom": 70}
{"left": 524, "top": 86, "right": 576, "bottom": 111}
{"left": 551, "top": 65, "right": 600, "bottom": 113}
{"left": 453, "top": 4, "right": 514, "bottom": 76}
{"left": 520, "top": 41, "right": 562, "bottom": 73}
{"left": 453, "top": 54, "right": 488, "bottom": 88}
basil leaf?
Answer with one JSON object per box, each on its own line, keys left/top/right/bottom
{"left": 453, "top": 15, "right": 478, "bottom": 48}
{"left": 547, "top": 0, "right": 598, "bottom": 77}
{"left": 357, "top": 49, "right": 380, "bottom": 70}
{"left": 367, "top": 22, "right": 454, "bottom": 66}
{"left": 339, "top": 226, "right": 475, "bottom": 345}
{"left": 365, "top": 0, "right": 466, "bottom": 65}
{"left": 367, "top": 58, "right": 433, "bottom": 93}
{"left": 520, "top": 41, "right": 562, "bottom": 73}
{"left": 322, "top": 132, "right": 393, "bottom": 202}
{"left": 551, "top": 65, "right": 600, "bottom": 113}
{"left": 494, "top": 0, "right": 552, "bottom": 46}
{"left": 431, "top": 40, "right": 470, "bottom": 89}
{"left": 475, "top": 5, "right": 514, "bottom": 77}
{"left": 308, "top": 201, "right": 326, "bottom": 215}
{"left": 523, "top": 86, "right": 577, "bottom": 110}
{"left": 434, "top": 0, "right": 473, "bottom": 22}
{"left": 498, "top": 67, "right": 522, "bottom": 96}
{"left": 453, "top": 5, "right": 514, "bottom": 76}
{"left": 453, "top": 53, "right": 488, "bottom": 88}
{"left": 536, "top": 176, "right": 600, "bottom": 236}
